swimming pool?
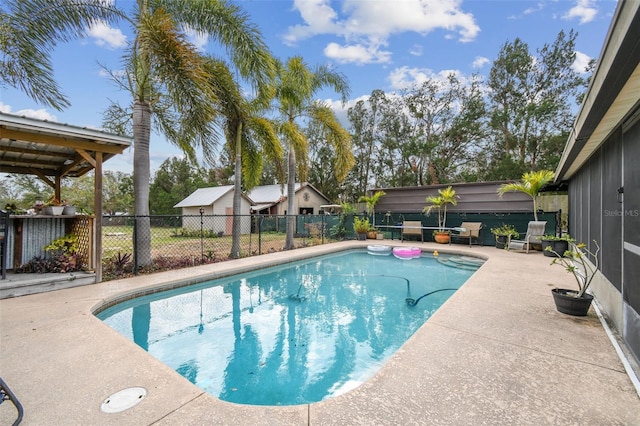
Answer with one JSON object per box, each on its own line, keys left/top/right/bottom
{"left": 97, "top": 249, "right": 482, "bottom": 406}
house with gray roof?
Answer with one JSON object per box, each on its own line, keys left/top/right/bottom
{"left": 246, "top": 183, "right": 332, "bottom": 215}
{"left": 173, "top": 186, "right": 252, "bottom": 234}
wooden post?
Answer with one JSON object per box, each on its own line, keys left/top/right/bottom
{"left": 95, "top": 152, "right": 103, "bottom": 282}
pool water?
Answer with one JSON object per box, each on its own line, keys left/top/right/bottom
{"left": 97, "top": 249, "right": 481, "bottom": 406}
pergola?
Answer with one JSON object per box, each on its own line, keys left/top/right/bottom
{"left": 0, "top": 112, "right": 132, "bottom": 281}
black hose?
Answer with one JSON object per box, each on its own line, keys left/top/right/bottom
{"left": 406, "top": 288, "right": 457, "bottom": 307}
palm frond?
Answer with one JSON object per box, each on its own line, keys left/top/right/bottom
{"left": 308, "top": 103, "right": 354, "bottom": 181}
{"left": 1, "top": 0, "right": 122, "bottom": 109}
{"left": 281, "top": 120, "right": 308, "bottom": 180}
{"left": 164, "top": 0, "right": 276, "bottom": 89}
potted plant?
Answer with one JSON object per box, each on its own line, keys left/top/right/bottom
{"left": 43, "top": 195, "right": 64, "bottom": 215}
{"left": 490, "top": 224, "right": 519, "bottom": 249}
{"left": 358, "top": 190, "right": 386, "bottom": 230}
{"left": 497, "top": 170, "right": 554, "bottom": 221}
{"left": 353, "top": 216, "right": 370, "bottom": 241}
{"left": 423, "top": 186, "right": 458, "bottom": 244}
{"left": 367, "top": 227, "right": 378, "bottom": 239}
{"left": 540, "top": 234, "right": 574, "bottom": 257}
{"left": 62, "top": 201, "right": 76, "bottom": 215}
{"left": 548, "top": 240, "right": 600, "bottom": 316}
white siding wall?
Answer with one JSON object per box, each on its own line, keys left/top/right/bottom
{"left": 274, "top": 187, "right": 329, "bottom": 215}
{"left": 180, "top": 193, "right": 252, "bottom": 234}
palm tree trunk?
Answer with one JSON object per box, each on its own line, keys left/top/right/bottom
{"left": 133, "top": 100, "right": 152, "bottom": 266}
{"left": 284, "top": 147, "right": 296, "bottom": 250}
{"left": 230, "top": 122, "right": 243, "bottom": 258}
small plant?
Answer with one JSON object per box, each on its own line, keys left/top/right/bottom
{"left": 44, "top": 234, "right": 83, "bottom": 272}
{"left": 540, "top": 234, "right": 574, "bottom": 242}
{"left": 45, "top": 234, "right": 79, "bottom": 255}
{"left": 548, "top": 240, "right": 600, "bottom": 298}
{"left": 490, "top": 224, "right": 519, "bottom": 239}
{"left": 45, "top": 195, "right": 65, "bottom": 206}
{"left": 353, "top": 216, "right": 371, "bottom": 234}
{"left": 110, "top": 252, "right": 132, "bottom": 276}
{"left": 16, "top": 256, "right": 56, "bottom": 273}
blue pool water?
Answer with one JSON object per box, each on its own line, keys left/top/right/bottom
{"left": 97, "top": 249, "right": 481, "bottom": 406}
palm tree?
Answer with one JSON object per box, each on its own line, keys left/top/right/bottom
{"left": 98, "top": 1, "right": 274, "bottom": 265}
{"left": 203, "top": 58, "right": 283, "bottom": 259}
{"left": 3, "top": 0, "right": 274, "bottom": 266}
{"left": 358, "top": 190, "right": 386, "bottom": 228}
{"left": 1, "top": 0, "right": 122, "bottom": 110}
{"left": 498, "top": 170, "right": 554, "bottom": 221}
{"left": 423, "top": 186, "right": 458, "bottom": 231}
{"left": 271, "top": 56, "right": 354, "bottom": 250}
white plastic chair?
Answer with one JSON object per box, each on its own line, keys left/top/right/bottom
{"left": 508, "top": 221, "right": 547, "bottom": 253}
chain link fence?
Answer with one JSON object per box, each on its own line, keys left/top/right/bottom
{"left": 101, "top": 214, "right": 344, "bottom": 280}
{"left": 100, "top": 211, "right": 560, "bottom": 280}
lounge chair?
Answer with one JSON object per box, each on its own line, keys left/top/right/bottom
{"left": 401, "top": 221, "right": 424, "bottom": 243}
{"left": 0, "top": 377, "right": 24, "bottom": 425}
{"left": 508, "top": 221, "right": 547, "bottom": 253}
{"left": 451, "top": 222, "right": 483, "bottom": 247}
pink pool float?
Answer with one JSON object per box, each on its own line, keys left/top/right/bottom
{"left": 392, "top": 246, "right": 422, "bottom": 259}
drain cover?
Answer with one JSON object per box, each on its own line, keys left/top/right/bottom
{"left": 101, "top": 387, "right": 147, "bottom": 413}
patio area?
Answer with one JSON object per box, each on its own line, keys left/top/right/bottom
{"left": 1, "top": 240, "right": 639, "bottom": 425}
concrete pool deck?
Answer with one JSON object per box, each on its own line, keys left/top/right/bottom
{"left": 1, "top": 241, "right": 639, "bottom": 425}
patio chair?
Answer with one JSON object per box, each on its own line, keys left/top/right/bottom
{"left": 451, "top": 222, "right": 483, "bottom": 247}
{"left": 508, "top": 221, "right": 547, "bottom": 253}
{"left": 0, "top": 377, "right": 24, "bottom": 425}
{"left": 401, "top": 221, "right": 424, "bottom": 243}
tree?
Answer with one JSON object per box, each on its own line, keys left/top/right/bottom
{"left": 98, "top": 0, "right": 274, "bottom": 265}
{"left": 358, "top": 190, "right": 386, "bottom": 228}
{"left": 149, "top": 157, "right": 213, "bottom": 215}
{"left": 203, "top": 57, "right": 283, "bottom": 258}
{"left": 487, "top": 30, "right": 583, "bottom": 179}
{"left": 0, "top": 0, "right": 121, "bottom": 110}
{"left": 498, "top": 170, "right": 554, "bottom": 221}
{"left": 423, "top": 186, "right": 458, "bottom": 232}
{"left": 271, "top": 56, "right": 353, "bottom": 250}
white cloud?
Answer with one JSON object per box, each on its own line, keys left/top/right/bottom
{"left": 387, "top": 66, "right": 464, "bottom": 90}
{"left": 88, "top": 22, "right": 126, "bottom": 49}
{"left": 572, "top": 51, "right": 592, "bottom": 73}
{"left": 285, "top": 0, "right": 480, "bottom": 65}
{"left": 409, "top": 44, "right": 423, "bottom": 57}
{"left": 472, "top": 56, "right": 490, "bottom": 68}
{"left": 0, "top": 103, "right": 57, "bottom": 121}
{"left": 324, "top": 42, "right": 391, "bottom": 64}
{"left": 98, "top": 68, "right": 126, "bottom": 79}
{"left": 563, "top": 0, "right": 597, "bottom": 24}
{"left": 523, "top": 2, "right": 545, "bottom": 15}
{"left": 284, "top": 0, "right": 342, "bottom": 45}
{"left": 184, "top": 27, "right": 208, "bottom": 51}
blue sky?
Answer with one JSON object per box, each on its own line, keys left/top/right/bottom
{"left": 1, "top": 0, "right": 618, "bottom": 174}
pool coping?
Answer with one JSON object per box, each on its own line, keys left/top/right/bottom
{"left": 1, "top": 240, "right": 639, "bottom": 425}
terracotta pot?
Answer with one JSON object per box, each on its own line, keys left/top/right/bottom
{"left": 433, "top": 232, "right": 450, "bottom": 244}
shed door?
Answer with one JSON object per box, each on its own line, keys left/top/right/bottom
{"left": 225, "top": 207, "right": 233, "bottom": 235}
